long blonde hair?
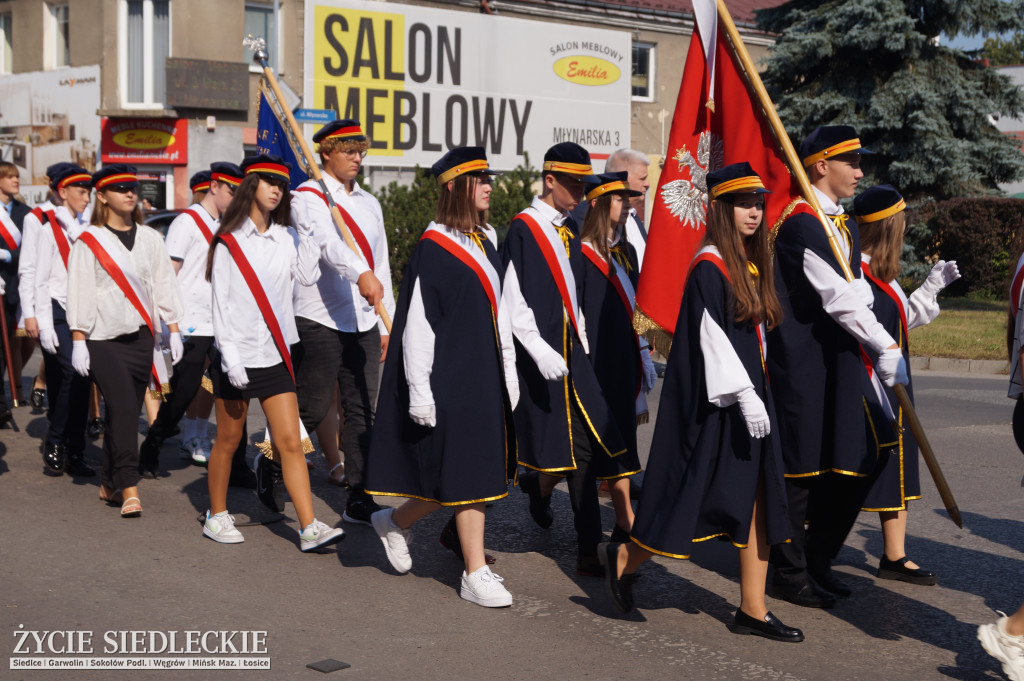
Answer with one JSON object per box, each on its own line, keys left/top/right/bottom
{"left": 859, "top": 212, "right": 906, "bottom": 282}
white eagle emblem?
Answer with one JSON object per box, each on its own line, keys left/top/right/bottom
{"left": 660, "top": 131, "right": 724, "bottom": 229}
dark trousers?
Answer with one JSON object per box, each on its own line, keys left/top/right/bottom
{"left": 88, "top": 328, "right": 153, "bottom": 490}
{"left": 1013, "top": 396, "right": 1024, "bottom": 455}
{"left": 293, "top": 318, "right": 380, "bottom": 487}
{"left": 770, "top": 473, "right": 870, "bottom": 585}
{"left": 43, "top": 301, "right": 90, "bottom": 454}
{"left": 564, "top": 403, "right": 603, "bottom": 556}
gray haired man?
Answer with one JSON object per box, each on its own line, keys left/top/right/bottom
{"left": 605, "top": 149, "right": 650, "bottom": 270}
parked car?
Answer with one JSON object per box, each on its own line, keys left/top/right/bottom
{"left": 143, "top": 209, "right": 184, "bottom": 238}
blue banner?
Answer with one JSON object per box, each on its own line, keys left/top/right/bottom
{"left": 256, "top": 89, "right": 308, "bottom": 191}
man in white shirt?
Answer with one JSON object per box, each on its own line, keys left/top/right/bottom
{"left": 604, "top": 149, "right": 651, "bottom": 271}
{"left": 290, "top": 119, "right": 395, "bottom": 525}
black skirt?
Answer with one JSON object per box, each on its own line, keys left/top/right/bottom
{"left": 212, "top": 361, "right": 294, "bottom": 401}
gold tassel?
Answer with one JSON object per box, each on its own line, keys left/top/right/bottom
{"left": 15, "top": 329, "right": 27, "bottom": 337}
{"left": 301, "top": 436, "right": 315, "bottom": 455}
{"left": 632, "top": 305, "right": 674, "bottom": 357}
{"left": 256, "top": 439, "right": 276, "bottom": 461}
{"left": 636, "top": 411, "right": 650, "bottom": 425}
{"left": 769, "top": 198, "right": 805, "bottom": 257}
{"left": 705, "top": 97, "right": 715, "bottom": 112}
{"left": 201, "top": 376, "right": 214, "bottom": 394}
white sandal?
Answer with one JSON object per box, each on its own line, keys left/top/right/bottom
{"left": 328, "top": 462, "right": 346, "bottom": 487}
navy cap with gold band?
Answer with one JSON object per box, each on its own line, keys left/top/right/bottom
{"left": 190, "top": 171, "right": 212, "bottom": 193}
{"left": 92, "top": 164, "right": 139, "bottom": 191}
{"left": 51, "top": 164, "right": 93, "bottom": 191}
{"left": 799, "top": 125, "right": 873, "bottom": 167}
{"left": 240, "top": 154, "right": 290, "bottom": 183}
{"left": 431, "top": 146, "right": 501, "bottom": 185}
{"left": 209, "top": 161, "right": 243, "bottom": 187}
{"left": 706, "top": 162, "right": 771, "bottom": 200}
{"left": 47, "top": 162, "right": 79, "bottom": 191}
{"left": 585, "top": 171, "right": 642, "bottom": 202}
{"left": 543, "top": 142, "right": 601, "bottom": 183}
{"left": 312, "top": 119, "right": 367, "bottom": 144}
{"left": 853, "top": 184, "right": 905, "bottom": 224}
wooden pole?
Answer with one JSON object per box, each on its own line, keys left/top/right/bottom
{"left": 247, "top": 40, "right": 393, "bottom": 334}
{"left": 0, "top": 304, "right": 20, "bottom": 407}
{"left": 715, "top": 0, "right": 962, "bottom": 528}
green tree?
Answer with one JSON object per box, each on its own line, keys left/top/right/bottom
{"left": 983, "top": 33, "right": 1024, "bottom": 66}
{"left": 757, "top": 0, "right": 1024, "bottom": 201}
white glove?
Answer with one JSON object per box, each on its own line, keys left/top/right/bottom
{"left": 0, "top": 249, "right": 10, "bottom": 263}
{"left": 736, "top": 387, "right": 770, "bottom": 439}
{"left": 227, "top": 364, "right": 249, "bottom": 389}
{"left": 506, "top": 380, "right": 520, "bottom": 411}
{"left": 876, "top": 347, "right": 909, "bottom": 387}
{"left": 641, "top": 347, "right": 657, "bottom": 394}
{"left": 72, "top": 340, "right": 90, "bottom": 376}
{"left": 852, "top": 277, "right": 874, "bottom": 309}
{"left": 409, "top": 403, "right": 436, "bottom": 427}
{"left": 168, "top": 331, "right": 183, "bottom": 365}
{"left": 40, "top": 328, "right": 59, "bottom": 354}
{"left": 526, "top": 340, "right": 568, "bottom": 381}
{"left": 0, "top": 277, "right": 4, "bottom": 295}
{"left": 921, "top": 260, "right": 961, "bottom": 296}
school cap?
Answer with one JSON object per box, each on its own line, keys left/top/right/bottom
{"left": 92, "top": 164, "right": 140, "bottom": 191}
{"left": 240, "top": 154, "right": 290, "bottom": 183}
{"left": 431, "top": 146, "right": 501, "bottom": 184}
{"left": 800, "top": 125, "right": 873, "bottom": 167}
{"left": 543, "top": 142, "right": 600, "bottom": 183}
{"left": 584, "top": 171, "right": 642, "bottom": 202}
{"left": 705, "top": 162, "right": 770, "bottom": 200}
{"left": 853, "top": 184, "right": 905, "bottom": 224}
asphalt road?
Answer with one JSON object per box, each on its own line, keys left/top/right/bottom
{"left": 2, "top": 354, "right": 1022, "bottom": 681}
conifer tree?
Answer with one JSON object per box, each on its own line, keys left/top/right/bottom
{"left": 757, "top": 0, "right": 1024, "bottom": 200}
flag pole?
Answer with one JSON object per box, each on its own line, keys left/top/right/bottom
{"left": 714, "top": 0, "right": 962, "bottom": 529}
{"left": 0, "top": 304, "right": 21, "bottom": 408}
{"left": 244, "top": 35, "right": 393, "bottom": 334}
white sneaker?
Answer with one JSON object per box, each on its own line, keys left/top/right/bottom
{"left": 203, "top": 510, "right": 244, "bottom": 544}
{"left": 371, "top": 508, "right": 412, "bottom": 573}
{"left": 460, "top": 565, "right": 513, "bottom": 608}
{"left": 191, "top": 438, "right": 210, "bottom": 465}
{"left": 979, "top": 612, "right": 1024, "bottom": 681}
{"left": 299, "top": 519, "right": 345, "bottom": 552}
{"left": 179, "top": 437, "right": 195, "bottom": 460}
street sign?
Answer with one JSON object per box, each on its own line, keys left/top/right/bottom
{"left": 293, "top": 108, "right": 337, "bottom": 124}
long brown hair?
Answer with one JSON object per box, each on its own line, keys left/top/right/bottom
{"left": 703, "top": 195, "right": 783, "bottom": 330}
{"left": 205, "top": 173, "right": 293, "bottom": 280}
{"left": 436, "top": 172, "right": 483, "bottom": 233}
{"left": 89, "top": 191, "right": 144, "bottom": 227}
{"left": 580, "top": 193, "right": 615, "bottom": 263}
{"left": 859, "top": 212, "right": 906, "bottom": 283}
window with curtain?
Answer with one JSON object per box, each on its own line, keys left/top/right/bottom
{"left": 0, "top": 13, "right": 12, "bottom": 75}
{"left": 632, "top": 42, "right": 654, "bottom": 101}
{"left": 51, "top": 4, "right": 70, "bottom": 68}
{"left": 244, "top": 3, "right": 278, "bottom": 71}
{"left": 123, "top": 0, "right": 170, "bottom": 105}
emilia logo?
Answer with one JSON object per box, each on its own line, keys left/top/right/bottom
{"left": 10, "top": 625, "right": 271, "bottom": 670}
{"left": 58, "top": 76, "right": 97, "bottom": 88}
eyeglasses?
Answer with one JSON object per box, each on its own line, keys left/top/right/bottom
{"left": 340, "top": 149, "right": 368, "bottom": 159}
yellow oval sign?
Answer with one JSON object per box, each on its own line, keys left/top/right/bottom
{"left": 553, "top": 55, "right": 620, "bottom": 86}
{"left": 112, "top": 129, "right": 174, "bottom": 150}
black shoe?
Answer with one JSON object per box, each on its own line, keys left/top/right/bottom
{"left": 0, "top": 406, "right": 12, "bottom": 428}
{"left": 29, "top": 388, "right": 45, "bottom": 410}
{"left": 577, "top": 552, "right": 605, "bottom": 577}
{"left": 255, "top": 454, "right": 286, "bottom": 513}
{"left": 137, "top": 437, "right": 161, "bottom": 479}
{"left": 729, "top": 609, "right": 804, "bottom": 643}
{"left": 65, "top": 452, "right": 96, "bottom": 477}
{"left": 342, "top": 487, "right": 382, "bottom": 526}
{"left": 87, "top": 418, "right": 105, "bottom": 439}
{"left": 610, "top": 525, "right": 631, "bottom": 544}
{"left": 519, "top": 470, "right": 553, "bottom": 529}
{"left": 42, "top": 442, "right": 66, "bottom": 474}
{"left": 771, "top": 579, "right": 837, "bottom": 609}
{"left": 808, "top": 561, "right": 853, "bottom": 598}
{"left": 877, "top": 556, "right": 937, "bottom": 586}
{"left": 596, "top": 543, "right": 635, "bottom": 613}
{"left": 438, "top": 514, "right": 497, "bottom": 564}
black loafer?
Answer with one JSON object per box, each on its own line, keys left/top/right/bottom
{"left": 65, "top": 452, "right": 96, "bottom": 477}
{"left": 610, "top": 525, "right": 631, "bottom": 544}
{"left": 596, "top": 543, "right": 635, "bottom": 613}
{"left": 255, "top": 454, "right": 286, "bottom": 513}
{"left": 29, "top": 388, "right": 46, "bottom": 410}
{"left": 877, "top": 556, "right": 937, "bottom": 586}
{"left": 577, "top": 552, "right": 605, "bottom": 577}
{"left": 438, "top": 514, "right": 496, "bottom": 564}
{"left": 771, "top": 579, "right": 837, "bottom": 609}
{"left": 809, "top": 566, "right": 853, "bottom": 598}
{"left": 87, "top": 418, "right": 105, "bottom": 439}
{"left": 42, "top": 442, "right": 66, "bottom": 474}
{"left": 730, "top": 609, "right": 804, "bottom": 643}
{"left": 519, "top": 470, "right": 553, "bottom": 529}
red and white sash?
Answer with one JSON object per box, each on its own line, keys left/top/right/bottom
{"left": 516, "top": 211, "right": 581, "bottom": 338}
{"left": 47, "top": 210, "right": 72, "bottom": 270}
{"left": 0, "top": 204, "right": 22, "bottom": 251}
{"left": 582, "top": 242, "right": 643, "bottom": 398}
{"left": 77, "top": 226, "right": 171, "bottom": 396}
{"left": 420, "top": 224, "right": 500, "bottom": 315}
{"left": 295, "top": 186, "right": 375, "bottom": 267}
{"left": 215, "top": 231, "right": 295, "bottom": 381}
{"left": 182, "top": 207, "right": 216, "bottom": 245}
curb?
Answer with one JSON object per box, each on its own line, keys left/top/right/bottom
{"left": 910, "top": 356, "right": 1009, "bottom": 375}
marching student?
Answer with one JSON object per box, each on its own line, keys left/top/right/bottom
{"left": 366, "top": 146, "right": 516, "bottom": 607}
{"left": 0, "top": 161, "right": 29, "bottom": 424}
{"left": 189, "top": 171, "right": 212, "bottom": 202}
{"left": 577, "top": 171, "right": 656, "bottom": 540}
{"left": 33, "top": 165, "right": 94, "bottom": 478}
{"left": 854, "top": 185, "right": 959, "bottom": 586}
{"left": 67, "top": 165, "right": 184, "bottom": 518}
{"left": 604, "top": 149, "right": 651, "bottom": 270}
{"left": 598, "top": 163, "right": 801, "bottom": 643}
{"left": 287, "top": 118, "right": 394, "bottom": 525}
{"left": 202, "top": 154, "right": 344, "bottom": 552}
{"left": 502, "top": 141, "right": 626, "bottom": 576}
{"left": 767, "top": 126, "right": 905, "bottom": 608}
{"left": 139, "top": 162, "right": 243, "bottom": 476}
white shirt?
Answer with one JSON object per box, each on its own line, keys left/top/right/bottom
{"left": 624, "top": 208, "right": 646, "bottom": 271}
{"left": 67, "top": 224, "right": 183, "bottom": 340}
{"left": 34, "top": 206, "right": 87, "bottom": 332}
{"left": 211, "top": 218, "right": 320, "bottom": 371}
{"left": 165, "top": 203, "right": 217, "bottom": 337}
{"left": 17, "top": 200, "right": 52, "bottom": 319}
{"left": 291, "top": 175, "right": 396, "bottom": 335}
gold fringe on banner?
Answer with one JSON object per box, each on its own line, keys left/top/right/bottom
{"left": 201, "top": 376, "right": 214, "bottom": 394}
{"left": 636, "top": 411, "right": 650, "bottom": 426}
{"left": 633, "top": 305, "right": 674, "bottom": 358}
{"left": 147, "top": 384, "right": 171, "bottom": 402}
{"left": 15, "top": 329, "right": 27, "bottom": 337}
{"left": 769, "top": 197, "right": 804, "bottom": 257}
{"left": 255, "top": 436, "right": 315, "bottom": 462}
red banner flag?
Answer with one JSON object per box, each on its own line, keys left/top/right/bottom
{"left": 634, "top": 5, "right": 802, "bottom": 352}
